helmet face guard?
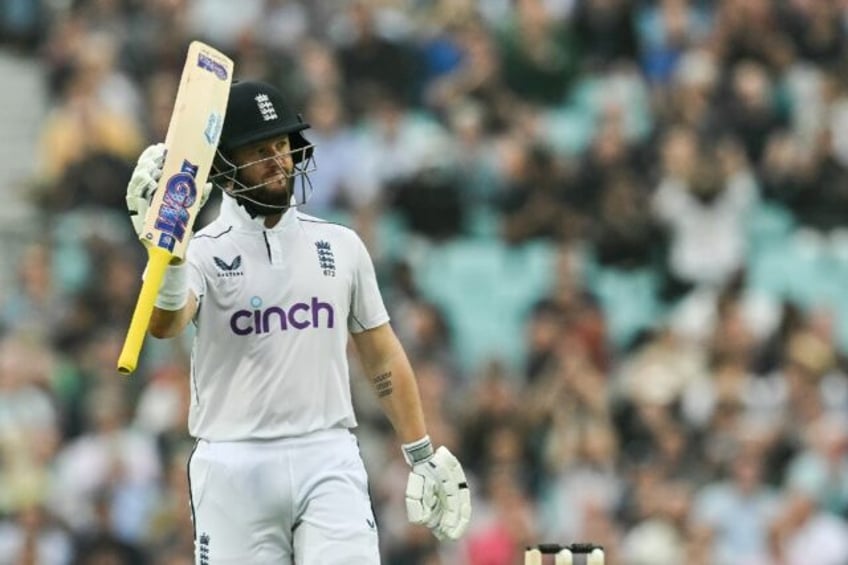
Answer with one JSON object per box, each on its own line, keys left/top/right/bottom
{"left": 210, "top": 79, "right": 317, "bottom": 214}
{"left": 210, "top": 141, "right": 317, "bottom": 211}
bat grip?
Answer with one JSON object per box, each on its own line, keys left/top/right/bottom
{"left": 117, "top": 246, "right": 172, "bottom": 374}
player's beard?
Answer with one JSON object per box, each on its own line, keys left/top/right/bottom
{"left": 232, "top": 169, "right": 294, "bottom": 216}
{"left": 249, "top": 175, "right": 293, "bottom": 208}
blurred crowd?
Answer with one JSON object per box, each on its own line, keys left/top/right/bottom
{"left": 2, "top": 0, "right": 848, "bottom": 564}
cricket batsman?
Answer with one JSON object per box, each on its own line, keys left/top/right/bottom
{"left": 124, "top": 79, "right": 471, "bottom": 563}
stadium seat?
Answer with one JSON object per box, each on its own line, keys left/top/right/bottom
{"left": 587, "top": 265, "right": 663, "bottom": 350}
{"left": 413, "top": 238, "right": 556, "bottom": 373}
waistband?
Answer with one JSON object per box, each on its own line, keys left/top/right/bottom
{"left": 196, "top": 427, "right": 354, "bottom": 450}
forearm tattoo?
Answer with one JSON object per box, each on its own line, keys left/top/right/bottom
{"left": 373, "top": 371, "right": 393, "bottom": 398}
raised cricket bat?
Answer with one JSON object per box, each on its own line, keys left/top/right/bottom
{"left": 117, "top": 41, "right": 234, "bottom": 374}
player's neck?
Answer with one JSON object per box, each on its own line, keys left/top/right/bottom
{"left": 263, "top": 213, "right": 283, "bottom": 228}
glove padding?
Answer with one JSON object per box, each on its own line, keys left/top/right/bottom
{"left": 405, "top": 446, "right": 472, "bottom": 541}
{"left": 126, "top": 143, "right": 212, "bottom": 237}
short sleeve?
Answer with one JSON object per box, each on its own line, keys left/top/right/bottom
{"left": 348, "top": 234, "right": 389, "bottom": 333}
{"left": 185, "top": 242, "right": 207, "bottom": 302}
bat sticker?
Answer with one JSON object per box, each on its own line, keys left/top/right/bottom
{"left": 197, "top": 52, "right": 229, "bottom": 80}
{"left": 158, "top": 233, "right": 176, "bottom": 252}
{"left": 154, "top": 159, "right": 199, "bottom": 247}
{"left": 204, "top": 112, "right": 223, "bottom": 146}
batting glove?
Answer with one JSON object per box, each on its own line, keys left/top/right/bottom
{"left": 404, "top": 436, "right": 472, "bottom": 541}
{"left": 126, "top": 143, "right": 212, "bottom": 237}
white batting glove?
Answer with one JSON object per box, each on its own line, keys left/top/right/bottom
{"left": 126, "top": 143, "right": 212, "bottom": 237}
{"left": 404, "top": 437, "right": 472, "bottom": 541}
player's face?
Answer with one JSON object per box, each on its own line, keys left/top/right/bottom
{"left": 231, "top": 135, "right": 295, "bottom": 207}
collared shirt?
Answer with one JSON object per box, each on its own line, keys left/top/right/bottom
{"left": 184, "top": 195, "right": 389, "bottom": 440}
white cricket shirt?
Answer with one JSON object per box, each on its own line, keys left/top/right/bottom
{"left": 184, "top": 196, "right": 389, "bottom": 441}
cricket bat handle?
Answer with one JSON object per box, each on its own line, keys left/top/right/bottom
{"left": 117, "top": 246, "right": 172, "bottom": 374}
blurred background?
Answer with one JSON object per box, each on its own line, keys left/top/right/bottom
{"left": 2, "top": 0, "right": 848, "bottom": 563}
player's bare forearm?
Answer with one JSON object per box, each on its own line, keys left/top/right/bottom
{"left": 149, "top": 293, "right": 198, "bottom": 338}
{"left": 352, "top": 323, "right": 427, "bottom": 443}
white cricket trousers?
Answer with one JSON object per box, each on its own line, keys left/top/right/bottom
{"left": 187, "top": 428, "right": 380, "bottom": 564}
